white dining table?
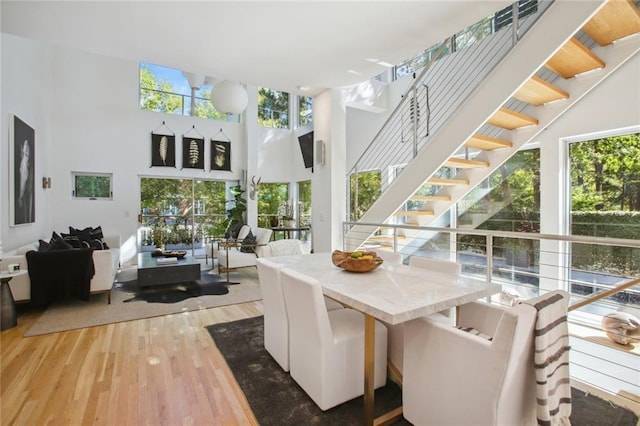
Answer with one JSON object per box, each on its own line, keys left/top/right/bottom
{"left": 268, "top": 252, "right": 502, "bottom": 425}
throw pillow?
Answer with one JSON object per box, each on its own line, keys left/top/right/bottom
{"left": 38, "top": 239, "right": 50, "bottom": 252}
{"left": 90, "top": 239, "right": 106, "bottom": 250}
{"left": 240, "top": 231, "right": 257, "bottom": 253}
{"left": 69, "top": 226, "right": 93, "bottom": 243}
{"left": 49, "top": 237, "right": 73, "bottom": 251}
{"left": 90, "top": 225, "right": 104, "bottom": 240}
{"left": 50, "top": 231, "right": 63, "bottom": 243}
{"left": 63, "top": 236, "right": 83, "bottom": 249}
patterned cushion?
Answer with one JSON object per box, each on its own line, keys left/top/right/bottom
{"left": 240, "top": 231, "right": 257, "bottom": 253}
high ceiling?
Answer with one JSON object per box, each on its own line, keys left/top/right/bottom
{"left": 1, "top": 1, "right": 512, "bottom": 95}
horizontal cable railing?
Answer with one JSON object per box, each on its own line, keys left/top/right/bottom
{"left": 343, "top": 220, "right": 640, "bottom": 316}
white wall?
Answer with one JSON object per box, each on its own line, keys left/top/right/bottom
{"left": 0, "top": 34, "right": 54, "bottom": 253}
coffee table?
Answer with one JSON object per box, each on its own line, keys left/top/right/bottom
{"left": 137, "top": 253, "right": 201, "bottom": 287}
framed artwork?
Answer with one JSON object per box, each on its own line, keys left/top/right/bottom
{"left": 211, "top": 140, "right": 231, "bottom": 171}
{"left": 150, "top": 133, "right": 176, "bottom": 167}
{"left": 182, "top": 137, "right": 204, "bottom": 170}
{"left": 9, "top": 114, "right": 35, "bottom": 225}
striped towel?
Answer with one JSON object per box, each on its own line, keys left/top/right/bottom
{"left": 524, "top": 291, "right": 572, "bottom": 426}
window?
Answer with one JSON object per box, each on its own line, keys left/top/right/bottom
{"left": 298, "top": 180, "right": 312, "bottom": 227}
{"left": 138, "top": 63, "right": 239, "bottom": 122}
{"left": 494, "top": 0, "right": 538, "bottom": 32}
{"left": 258, "top": 88, "right": 289, "bottom": 129}
{"left": 349, "top": 170, "right": 382, "bottom": 221}
{"left": 140, "top": 178, "right": 229, "bottom": 250}
{"left": 568, "top": 132, "right": 640, "bottom": 308}
{"left": 298, "top": 96, "right": 313, "bottom": 127}
{"left": 456, "top": 148, "right": 540, "bottom": 283}
{"left": 257, "top": 182, "right": 289, "bottom": 228}
{"left": 72, "top": 172, "right": 113, "bottom": 200}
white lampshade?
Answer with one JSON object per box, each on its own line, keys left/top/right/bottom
{"left": 210, "top": 80, "right": 248, "bottom": 114}
{"left": 182, "top": 71, "right": 205, "bottom": 90}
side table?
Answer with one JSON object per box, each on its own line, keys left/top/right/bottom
{"left": 1, "top": 270, "right": 26, "bottom": 331}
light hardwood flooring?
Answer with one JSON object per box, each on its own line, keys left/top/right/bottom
{"left": 1, "top": 272, "right": 264, "bottom": 426}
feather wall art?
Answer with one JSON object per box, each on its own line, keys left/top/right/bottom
{"left": 181, "top": 137, "right": 204, "bottom": 169}
{"left": 150, "top": 133, "right": 176, "bottom": 167}
{"left": 210, "top": 140, "right": 231, "bottom": 171}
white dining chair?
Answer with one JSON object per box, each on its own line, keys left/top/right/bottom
{"left": 387, "top": 256, "right": 462, "bottom": 376}
{"left": 402, "top": 291, "right": 569, "bottom": 426}
{"left": 280, "top": 267, "right": 388, "bottom": 411}
{"left": 408, "top": 255, "right": 462, "bottom": 275}
{"left": 374, "top": 249, "right": 404, "bottom": 265}
{"left": 256, "top": 258, "right": 342, "bottom": 372}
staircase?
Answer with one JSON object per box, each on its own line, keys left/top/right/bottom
{"left": 346, "top": 0, "right": 640, "bottom": 251}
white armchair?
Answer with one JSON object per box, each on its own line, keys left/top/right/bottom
{"left": 256, "top": 257, "right": 342, "bottom": 372}
{"left": 218, "top": 227, "right": 273, "bottom": 272}
{"left": 402, "top": 291, "right": 569, "bottom": 426}
{"left": 280, "top": 267, "right": 388, "bottom": 411}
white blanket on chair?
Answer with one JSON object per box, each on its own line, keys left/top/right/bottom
{"left": 524, "top": 291, "right": 572, "bottom": 426}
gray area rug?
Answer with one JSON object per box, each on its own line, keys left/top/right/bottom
{"left": 24, "top": 267, "right": 262, "bottom": 337}
{"left": 207, "top": 316, "right": 639, "bottom": 426}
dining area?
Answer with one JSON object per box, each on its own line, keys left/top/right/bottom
{"left": 256, "top": 249, "right": 570, "bottom": 425}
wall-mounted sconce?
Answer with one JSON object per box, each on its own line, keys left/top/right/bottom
{"left": 42, "top": 177, "right": 51, "bottom": 189}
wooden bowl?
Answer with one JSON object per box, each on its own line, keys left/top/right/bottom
{"left": 332, "top": 250, "right": 383, "bottom": 272}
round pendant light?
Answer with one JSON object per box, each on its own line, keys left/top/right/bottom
{"left": 210, "top": 80, "right": 248, "bottom": 114}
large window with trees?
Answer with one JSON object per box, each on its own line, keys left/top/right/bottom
{"left": 140, "top": 178, "right": 228, "bottom": 252}
{"left": 568, "top": 132, "right": 640, "bottom": 307}
{"left": 257, "top": 182, "right": 289, "bottom": 228}
{"left": 139, "top": 63, "right": 239, "bottom": 122}
{"left": 258, "top": 88, "right": 289, "bottom": 129}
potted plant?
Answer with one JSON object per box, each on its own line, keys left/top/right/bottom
{"left": 225, "top": 185, "right": 247, "bottom": 237}
{"left": 278, "top": 200, "right": 296, "bottom": 227}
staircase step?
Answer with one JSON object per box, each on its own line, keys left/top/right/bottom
{"left": 546, "top": 37, "right": 605, "bottom": 78}
{"left": 392, "top": 210, "right": 434, "bottom": 217}
{"left": 514, "top": 76, "right": 570, "bottom": 106}
{"left": 409, "top": 195, "right": 452, "bottom": 202}
{"left": 445, "top": 157, "right": 490, "bottom": 169}
{"left": 465, "top": 134, "right": 513, "bottom": 151}
{"left": 582, "top": 0, "right": 640, "bottom": 46}
{"left": 368, "top": 235, "right": 406, "bottom": 243}
{"left": 426, "top": 177, "right": 470, "bottom": 186}
{"left": 488, "top": 107, "right": 539, "bottom": 130}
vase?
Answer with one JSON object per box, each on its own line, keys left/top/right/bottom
{"left": 284, "top": 220, "right": 296, "bottom": 228}
{"left": 270, "top": 217, "right": 279, "bottom": 227}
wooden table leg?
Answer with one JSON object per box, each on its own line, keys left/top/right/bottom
{"left": 364, "top": 314, "right": 375, "bottom": 426}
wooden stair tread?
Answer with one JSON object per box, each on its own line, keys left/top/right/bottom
{"left": 465, "top": 134, "right": 513, "bottom": 151}
{"left": 546, "top": 37, "right": 605, "bottom": 78}
{"left": 487, "top": 107, "right": 538, "bottom": 130}
{"left": 445, "top": 157, "right": 490, "bottom": 169}
{"left": 409, "top": 195, "right": 452, "bottom": 202}
{"left": 393, "top": 210, "right": 434, "bottom": 216}
{"left": 514, "top": 76, "right": 570, "bottom": 106}
{"left": 426, "top": 177, "right": 469, "bottom": 186}
{"left": 368, "top": 235, "right": 406, "bottom": 242}
{"left": 583, "top": 0, "right": 640, "bottom": 46}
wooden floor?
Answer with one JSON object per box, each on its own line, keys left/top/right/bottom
{"left": 1, "top": 278, "right": 264, "bottom": 425}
